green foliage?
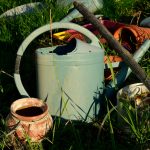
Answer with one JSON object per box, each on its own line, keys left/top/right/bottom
{"left": 115, "top": 98, "right": 150, "bottom": 146}
{"left": 101, "top": 0, "right": 134, "bottom": 20}
{"left": 101, "top": 0, "right": 150, "bottom": 22}
{"left": 0, "top": 0, "right": 69, "bottom": 44}
{"left": 134, "top": 0, "right": 150, "bottom": 15}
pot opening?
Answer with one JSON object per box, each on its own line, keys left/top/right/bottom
{"left": 15, "top": 106, "right": 44, "bottom": 117}
{"left": 120, "top": 28, "right": 137, "bottom": 52}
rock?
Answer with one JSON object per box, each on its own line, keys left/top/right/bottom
{"left": 140, "top": 17, "right": 150, "bottom": 28}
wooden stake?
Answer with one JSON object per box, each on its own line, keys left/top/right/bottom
{"left": 73, "top": 1, "right": 150, "bottom": 91}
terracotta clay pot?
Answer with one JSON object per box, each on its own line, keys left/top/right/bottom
{"left": 6, "top": 98, "right": 53, "bottom": 143}
{"left": 100, "top": 19, "right": 125, "bottom": 34}
{"left": 114, "top": 25, "right": 150, "bottom": 52}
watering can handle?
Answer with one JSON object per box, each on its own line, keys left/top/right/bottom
{"left": 14, "top": 22, "right": 101, "bottom": 96}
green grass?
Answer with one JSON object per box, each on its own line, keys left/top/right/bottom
{"left": 0, "top": 0, "right": 150, "bottom": 149}
{"left": 114, "top": 98, "right": 150, "bottom": 148}
{"left": 101, "top": 0, "right": 150, "bottom": 23}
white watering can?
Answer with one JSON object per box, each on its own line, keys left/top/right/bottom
{"left": 14, "top": 22, "right": 104, "bottom": 122}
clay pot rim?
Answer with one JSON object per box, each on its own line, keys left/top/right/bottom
{"left": 114, "top": 26, "right": 138, "bottom": 41}
{"left": 10, "top": 97, "right": 49, "bottom": 122}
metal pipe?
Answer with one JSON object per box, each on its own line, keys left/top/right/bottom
{"left": 126, "top": 40, "right": 150, "bottom": 79}
{"left": 60, "top": 0, "right": 103, "bottom": 22}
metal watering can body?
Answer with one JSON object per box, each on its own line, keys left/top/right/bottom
{"left": 14, "top": 22, "right": 104, "bottom": 122}
{"left": 36, "top": 38, "right": 104, "bottom": 121}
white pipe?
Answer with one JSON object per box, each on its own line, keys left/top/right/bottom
{"left": 60, "top": 0, "right": 103, "bottom": 22}
{"left": 0, "top": 2, "right": 43, "bottom": 18}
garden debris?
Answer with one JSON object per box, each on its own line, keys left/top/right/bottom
{"left": 53, "top": 18, "right": 150, "bottom": 81}
{"left": 53, "top": 19, "right": 150, "bottom": 53}
{"left": 73, "top": 1, "right": 150, "bottom": 91}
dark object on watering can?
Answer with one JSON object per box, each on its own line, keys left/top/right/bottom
{"left": 49, "top": 38, "right": 76, "bottom": 55}
{"left": 16, "top": 106, "right": 43, "bottom": 117}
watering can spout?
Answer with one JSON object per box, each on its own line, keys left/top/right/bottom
{"left": 74, "top": 38, "right": 101, "bottom": 53}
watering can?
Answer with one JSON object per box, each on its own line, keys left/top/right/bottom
{"left": 14, "top": 22, "right": 104, "bottom": 122}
